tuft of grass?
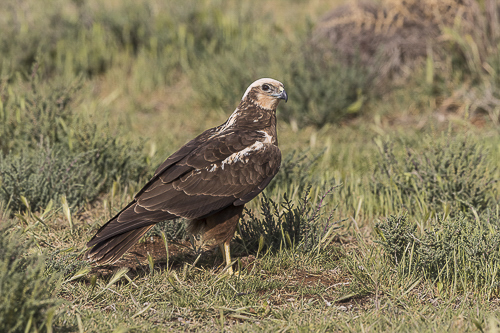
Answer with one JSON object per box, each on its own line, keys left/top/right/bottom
{"left": 45, "top": 248, "right": 89, "bottom": 281}
{"left": 265, "top": 149, "right": 324, "bottom": 197}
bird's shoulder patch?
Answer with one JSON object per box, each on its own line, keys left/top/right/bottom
{"left": 219, "top": 141, "right": 265, "bottom": 168}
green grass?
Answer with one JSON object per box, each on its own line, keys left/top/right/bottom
{"left": 2, "top": 0, "right": 500, "bottom": 331}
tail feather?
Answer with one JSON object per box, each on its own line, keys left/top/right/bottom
{"left": 86, "top": 225, "right": 154, "bottom": 265}
{"left": 86, "top": 201, "right": 176, "bottom": 265}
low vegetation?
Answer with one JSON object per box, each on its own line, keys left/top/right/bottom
{"left": 372, "top": 134, "right": 497, "bottom": 217}
{"left": 0, "top": 221, "right": 63, "bottom": 333}
{"left": 2, "top": 0, "right": 500, "bottom": 331}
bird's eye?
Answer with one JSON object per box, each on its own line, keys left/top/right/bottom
{"left": 262, "top": 84, "right": 271, "bottom": 92}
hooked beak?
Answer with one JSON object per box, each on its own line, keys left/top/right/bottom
{"left": 274, "top": 87, "right": 288, "bottom": 103}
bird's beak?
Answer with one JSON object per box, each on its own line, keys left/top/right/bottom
{"left": 274, "top": 87, "right": 288, "bottom": 103}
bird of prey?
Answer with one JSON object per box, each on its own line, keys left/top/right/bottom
{"left": 86, "top": 78, "right": 287, "bottom": 275}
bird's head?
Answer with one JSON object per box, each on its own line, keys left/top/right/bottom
{"left": 241, "top": 78, "right": 288, "bottom": 111}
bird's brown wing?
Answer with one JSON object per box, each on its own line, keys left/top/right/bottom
{"left": 135, "top": 126, "right": 220, "bottom": 196}
{"left": 87, "top": 126, "right": 223, "bottom": 248}
{"left": 86, "top": 130, "right": 280, "bottom": 264}
{"left": 134, "top": 130, "right": 281, "bottom": 219}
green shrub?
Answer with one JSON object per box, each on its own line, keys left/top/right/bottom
{"left": 372, "top": 134, "right": 497, "bottom": 216}
{"left": 149, "top": 218, "right": 187, "bottom": 241}
{"left": 373, "top": 214, "right": 417, "bottom": 264}
{"left": 282, "top": 47, "right": 370, "bottom": 126}
{"left": 265, "top": 150, "right": 324, "bottom": 195}
{"left": 0, "top": 68, "right": 82, "bottom": 154}
{"left": 237, "top": 186, "right": 341, "bottom": 253}
{"left": 0, "top": 223, "right": 63, "bottom": 333}
{"left": 376, "top": 211, "right": 500, "bottom": 294}
{"left": 0, "top": 69, "right": 148, "bottom": 213}
{"left": 0, "top": 140, "right": 146, "bottom": 213}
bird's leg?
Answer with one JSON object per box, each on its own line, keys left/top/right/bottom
{"left": 219, "top": 239, "right": 234, "bottom": 275}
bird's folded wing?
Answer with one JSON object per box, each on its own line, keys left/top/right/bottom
{"left": 135, "top": 132, "right": 281, "bottom": 219}
{"left": 131, "top": 127, "right": 219, "bottom": 200}
{"left": 87, "top": 131, "right": 280, "bottom": 247}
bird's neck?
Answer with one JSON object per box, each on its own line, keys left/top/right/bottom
{"left": 225, "top": 102, "right": 278, "bottom": 132}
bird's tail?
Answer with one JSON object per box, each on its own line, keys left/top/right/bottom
{"left": 85, "top": 225, "right": 155, "bottom": 265}
{"left": 86, "top": 201, "right": 176, "bottom": 265}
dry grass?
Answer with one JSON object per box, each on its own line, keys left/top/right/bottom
{"left": 313, "top": 0, "right": 495, "bottom": 82}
